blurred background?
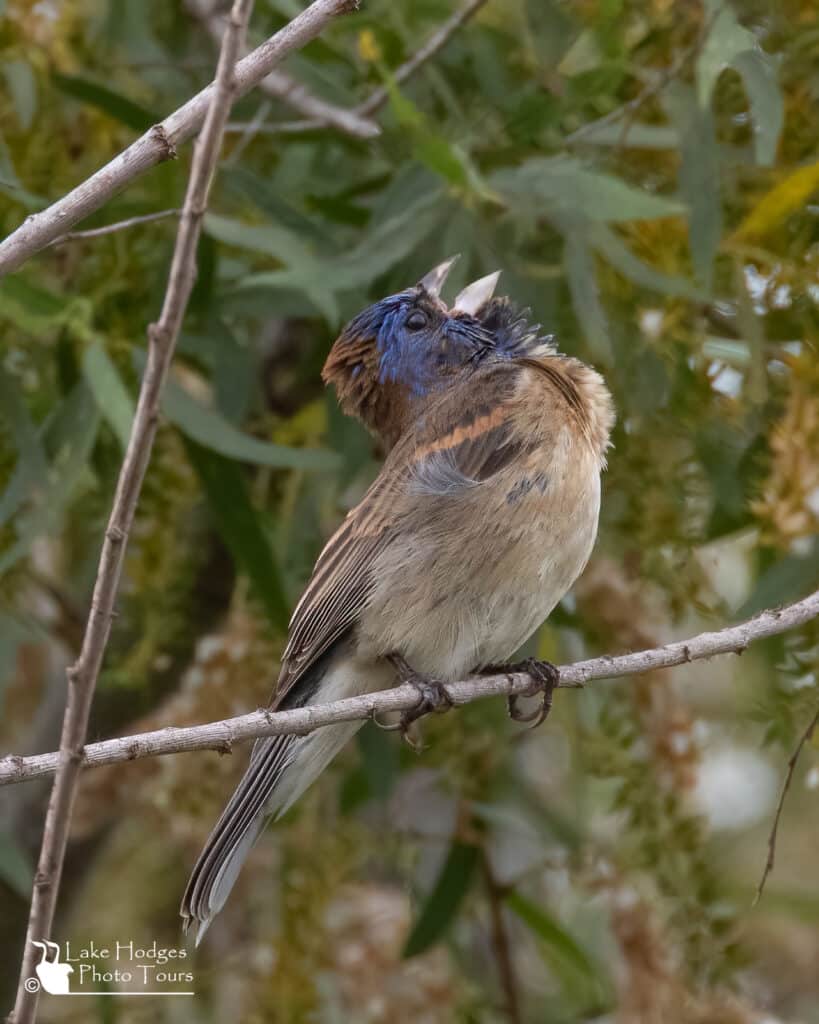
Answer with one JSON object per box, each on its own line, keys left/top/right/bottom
{"left": 1, "top": 0, "right": 819, "bottom": 1021}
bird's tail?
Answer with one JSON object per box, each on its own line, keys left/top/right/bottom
{"left": 180, "top": 651, "right": 376, "bottom": 942}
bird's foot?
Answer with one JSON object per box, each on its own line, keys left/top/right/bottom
{"left": 484, "top": 657, "right": 560, "bottom": 728}
{"left": 378, "top": 653, "right": 453, "bottom": 749}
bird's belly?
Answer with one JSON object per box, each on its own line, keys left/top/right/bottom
{"left": 359, "top": 474, "right": 600, "bottom": 681}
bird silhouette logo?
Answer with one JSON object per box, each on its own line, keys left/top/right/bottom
{"left": 27, "top": 941, "right": 73, "bottom": 994}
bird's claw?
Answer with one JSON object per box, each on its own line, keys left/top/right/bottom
{"left": 490, "top": 657, "right": 559, "bottom": 728}
{"left": 377, "top": 654, "right": 453, "bottom": 748}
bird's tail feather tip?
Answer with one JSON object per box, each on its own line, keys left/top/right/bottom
{"left": 179, "top": 909, "right": 211, "bottom": 948}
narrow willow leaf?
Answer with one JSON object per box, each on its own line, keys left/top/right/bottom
{"left": 589, "top": 224, "right": 704, "bottom": 300}
{"left": 733, "top": 50, "right": 783, "bottom": 167}
{"left": 493, "top": 157, "right": 686, "bottom": 223}
{"left": 403, "top": 842, "right": 480, "bottom": 958}
{"left": 3, "top": 59, "right": 37, "bottom": 131}
{"left": 0, "top": 276, "right": 72, "bottom": 332}
{"left": 184, "top": 440, "right": 289, "bottom": 630}
{"left": 53, "top": 72, "right": 159, "bottom": 132}
{"left": 82, "top": 342, "right": 134, "bottom": 449}
{"left": 562, "top": 230, "right": 612, "bottom": 362}
{"left": 0, "top": 367, "right": 48, "bottom": 527}
{"left": 697, "top": 1, "right": 783, "bottom": 166}
{"left": 163, "top": 378, "right": 339, "bottom": 472}
{"left": 506, "top": 889, "right": 605, "bottom": 1006}
{"left": 730, "top": 161, "right": 819, "bottom": 242}
{"left": 506, "top": 890, "right": 597, "bottom": 977}
{"left": 739, "top": 540, "right": 819, "bottom": 618}
{"left": 697, "top": 1, "right": 757, "bottom": 105}
{"left": 0, "top": 384, "right": 99, "bottom": 576}
{"left": 221, "top": 167, "right": 337, "bottom": 249}
{"left": 665, "top": 84, "right": 722, "bottom": 291}
{"left": 332, "top": 190, "right": 447, "bottom": 290}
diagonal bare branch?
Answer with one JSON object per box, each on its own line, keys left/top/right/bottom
{"left": 3, "top": 589, "right": 817, "bottom": 787}
{"left": 0, "top": 0, "right": 360, "bottom": 276}
{"left": 185, "top": 0, "right": 380, "bottom": 139}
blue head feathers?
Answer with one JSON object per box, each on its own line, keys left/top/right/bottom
{"left": 322, "top": 260, "right": 555, "bottom": 446}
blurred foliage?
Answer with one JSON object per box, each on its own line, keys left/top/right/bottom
{"left": 1, "top": 0, "right": 819, "bottom": 1021}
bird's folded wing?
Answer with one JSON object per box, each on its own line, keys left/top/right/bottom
{"left": 275, "top": 468, "right": 401, "bottom": 701}
{"left": 275, "top": 362, "right": 528, "bottom": 702}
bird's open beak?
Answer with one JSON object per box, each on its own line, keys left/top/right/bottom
{"left": 418, "top": 255, "right": 459, "bottom": 298}
{"left": 453, "top": 271, "right": 501, "bottom": 316}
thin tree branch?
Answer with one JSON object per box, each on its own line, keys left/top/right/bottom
{"left": 3, "top": 589, "right": 818, "bottom": 787}
{"left": 9, "top": 3, "right": 257, "bottom": 1021}
{"left": 481, "top": 850, "right": 522, "bottom": 1024}
{"left": 50, "top": 208, "right": 180, "bottom": 245}
{"left": 269, "top": 0, "right": 489, "bottom": 135}
{"left": 185, "top": 0, "right": 380, "bottom": 139}
{"left": 754, "top": 701, "right": 819, "bottom": 904}
{"left": 357, "top": 0, "right": 489, "bottom": 117}
{"left": 565, "top": 11, "right": 716, "bottom": 148}
{"left": 0, "top": 0, "right": 360, "bottom": 276}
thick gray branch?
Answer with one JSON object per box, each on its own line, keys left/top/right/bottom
{"left": 0, "top": 0, "right": 359, "bottom": 276}
{"left": 3, "top": 589, "right": 817, "bottom": 787}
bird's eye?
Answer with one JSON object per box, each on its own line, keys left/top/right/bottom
{"left": 406, "top": 311, "right": 428, "bottom": 331}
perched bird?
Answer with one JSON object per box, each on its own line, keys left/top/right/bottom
{"left": 180, "top": 260, "right": 615, "bottom": 940}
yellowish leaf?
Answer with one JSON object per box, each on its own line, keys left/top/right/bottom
{"left": 731, "top": 161, "right": 819, "bottom": 242}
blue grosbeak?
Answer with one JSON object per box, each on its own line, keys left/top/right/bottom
{"left": 181, "top": 260, "right": 614, "bottom": 939}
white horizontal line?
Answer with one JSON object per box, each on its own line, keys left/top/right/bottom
{"left": 51, "top": 992, "right": 195, "bottom": 997}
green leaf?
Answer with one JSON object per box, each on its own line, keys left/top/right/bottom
{"left": 237, "top": 189, "right": 447, "bottom": 314}
{"left": 222, "top": 167, "right": 338, "bottom": 249}
{"left": 384, "top": 78, "right": 482, "bottom": 192}
{"left": 403, "top": 841, "right": 480, "bottom": 958}
{"left": 733, "top": 49, "right": 784, "bottom": 167}
{"left": 3, "top": 59, "right": 37, "bottom": 131}
{"left": 0, "top": 384, "right": 99, "bottom": 576}
{"left": 697, "top": 2, "right": 758, "bottom": 105}
{"left": 205, "top": 213, "right": 338, "bottom": 323}
{"left": 665, "top": 85, "right": 722, "bottom": 290}
{"left": 589, "top": 224, "right": 705, "bottom": 299}
{"left": 163, "top": 378, "right": 339, "bottom": 472}
{"left": 0, "top": 367, "right": 48, "bottom": 528}
{"left": 82, "top": 343, "right": 134, "bottom": 449}
{"left": 506, "top": 889, "right": 598, "bottom": 978}
{"left": 184, "top": 441, "right": 289, "bottom": 629}
{"left": 562, "top": 229, "right": 611, "bottom": 362}
{"left": 53, "top": 72, "right": 159, "bottom": 132}
{"left": 331, "top": 190, "right": 446, "bottom": 290}
{"left": 0, "top": 132, "right": 46, "bottom": 209}
{"left": 739, "top": 540, "right": 819, "bottom": 618}
{"left": 492, "top": 157, "right": 686, "bottom": 223}
{"left": 0, "top": 829, "right": 33, "bottom": 898}
{"left": 697, "top": 2, "right": 783, "bottom": 165}
{"left": 570, "top": 121, "right": 679, "bottom": 150}
{"left": 0, "top": 276, "right": 71, "bottom": 332}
